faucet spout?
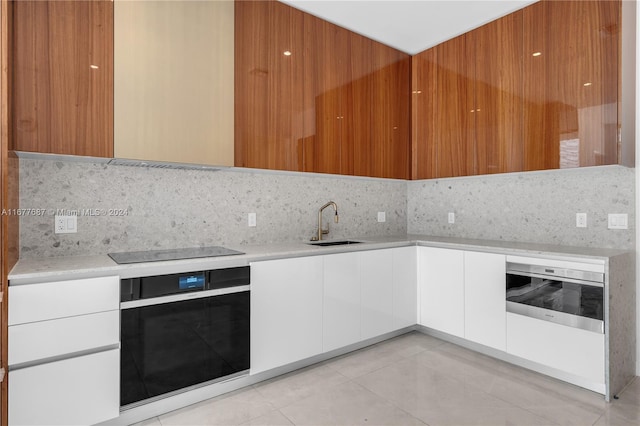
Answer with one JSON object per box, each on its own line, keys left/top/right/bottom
{"left": 315, "top": 201, "right": 339, "bottom": 241}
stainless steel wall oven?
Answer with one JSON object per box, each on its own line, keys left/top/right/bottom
{"left": 506, "top": 262, "right": 604, "bottom": 333}
{"left": 119, "top": 266, "right": 250, "bottom": 408}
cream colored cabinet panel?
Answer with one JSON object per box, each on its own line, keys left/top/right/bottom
{"left": 393, "top": 246, "right": 418, "bottom": 329}
{"left": 323, "top": 252, "right": 361, "bottom": 352}
{"left": 114, "top": 0, "right": 234, "bottom": 166}
{"left": 464, "top": 251, "right": 506, "bottom": 351}
{"left": 418, "top": 246, "right": 465, "bottom": 338}
{"left": 250, "top": 257, "right": 323, "bottom": 374}
{"left": 360, "top": 249, "right": 395, "bottom": 340}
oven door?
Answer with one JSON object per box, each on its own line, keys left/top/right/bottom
{"left": 506, "top": 269, "right": 604, "bottom": 333}
{"left": 120, "top": 289, "right": 250, "bottom": 408}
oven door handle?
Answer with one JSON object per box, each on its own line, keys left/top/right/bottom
{"left": 506, "top": 270, "right": 604, "bottom": 288}
{"left": 120, "top": 285, "right": 250, "bottom": 309}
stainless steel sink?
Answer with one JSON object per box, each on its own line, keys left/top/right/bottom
{"left": 308, "top": 240, "right": 362, "bottom": 247}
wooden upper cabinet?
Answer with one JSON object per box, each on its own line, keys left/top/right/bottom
{"left": 371, "top": 42, "right": 411, "bottom": 179}
{"left": 523, "top": 0, "right": 620, "bottom": 170}
{"left": 474, "top": 11, "right": 524, "bottom": 175}
{"left": 235, "top": 0, "right": 305, "bottom": 171}
{"left": 235, "top": 0, "right": 410, "bottom": 179}
{"left": 114, "top": 0, "right": 234, "bottom": 166}
{"left": 12, "top": 0, "right": 114, "bottom": 157}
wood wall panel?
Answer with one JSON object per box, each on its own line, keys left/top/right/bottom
{"left": 12, "top": 0, "right": 113, "bottom": 157}
{"left": 474, "top": 12, "right": 524, "bottom": 175}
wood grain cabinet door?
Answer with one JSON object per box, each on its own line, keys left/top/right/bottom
{"left": 12, "top": 0, "right": 114, "bottom": 157}
{"left": 523, "top": 0, "right": 620, "bottom": 170}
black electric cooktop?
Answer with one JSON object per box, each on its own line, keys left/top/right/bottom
{"left": 108, "top": 246, "right": 245, "bottom": 264}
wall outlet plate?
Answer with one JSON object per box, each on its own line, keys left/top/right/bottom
{"left": 248, "top": 212, "right": 257, "bottom": 227}
{"left": 448, "top": 212, "right": 455, "bottom": 224}
{"left": 377, "top": 212, "right": 386, "bottom": 223}
{"left": 576, "top": 213, "right": 587, "bottom": 228}
{"left": 55, "top": 215, "right": 77, "bottom": 234}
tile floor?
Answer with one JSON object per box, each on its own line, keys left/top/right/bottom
{"left": 133, "top": 332, "right": 640, "bottom": 426}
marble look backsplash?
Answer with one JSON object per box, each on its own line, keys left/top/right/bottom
{"left": 408, "top": 165, "right": 635, "bottom": 250}
{"left": 19, "top": 159, "right": 407, "bottom": 258}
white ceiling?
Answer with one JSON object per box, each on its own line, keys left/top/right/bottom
{"left": 279, "top": 0, "right": 538, "bottom": 55}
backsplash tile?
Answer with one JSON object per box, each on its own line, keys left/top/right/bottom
{"left": 408, "top": 166, "right": 635, "bottom": 250}
{"left": 19, "top": 159, "right": 407, "bottom": 258}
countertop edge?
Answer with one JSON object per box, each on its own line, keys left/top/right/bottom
{"left": 8, "top": 235, "right": 630, "bottom": 285}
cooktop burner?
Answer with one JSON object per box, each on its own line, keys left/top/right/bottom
{"left": 108, "top": 246, "right": 245, "bottom": 264}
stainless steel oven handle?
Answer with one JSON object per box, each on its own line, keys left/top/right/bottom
{"left": 507, "top": 301, "right": 604, "bottom": 333}
{"left": 120, "top": 285, "right": 250, "bottom": 310}
{"left": 506, "top": 269, "right": 604, "bottom": 288}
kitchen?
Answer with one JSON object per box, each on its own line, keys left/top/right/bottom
{"left": 0, "top": 0, "right": 638, "bottom": 425}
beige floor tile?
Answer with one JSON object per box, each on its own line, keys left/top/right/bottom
{"left": 239, "top": 410, "right": 295, "bottom": 426}
{"left": 280, "top": 381, "right": 427, "bottom": 426}
{"left": 594, "top": 410, "right": 640, "bottom": 426}
{"left": 372, "top": 331, "right": 446, "bottom": 358}
{"left": 323, "top": 339, "right": 411, "bottom": 379}
{"left": 253, "top": 363, "right": 349, "bottom": 409}
{"left": 158, "top": 387, "right": 275, "bottom": 426}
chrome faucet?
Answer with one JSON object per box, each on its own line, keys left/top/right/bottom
{"left": 312, "top": 201, "right": 339, "bottom": 241}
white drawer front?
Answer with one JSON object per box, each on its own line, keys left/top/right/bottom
{"left": 9, "top": 310, "right": 119, "bottom": 366}
{"left": 9, "top": 349, "right": 120, "bottom": 426}
{"left": 9, "top": 276, "right": 119, "bottom": 325}
{"left": 506, "top": 312, "right": 605, "bottom": 385}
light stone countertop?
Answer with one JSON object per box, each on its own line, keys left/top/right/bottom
{"left": 8, "top": 234, "right": 631, "bottom": 285}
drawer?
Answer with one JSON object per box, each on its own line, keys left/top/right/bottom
{"left": 9, "top": 348, "right": 120, "bottom": 426}
{"left": 9, "top": 276, "right": 119, "bottom": 325}
{"left": 506, "top": 312, "right": 605, "bottom": 385}
{"left": 9, "top": 310, "right": 119, "bottom": 366}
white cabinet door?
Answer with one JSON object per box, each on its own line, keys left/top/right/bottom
{"left": 360, "top": 249, "right": 394, "bottom": 340}
{"left": 418, "top": 246, "right": 465, "bottom": 338}
{"left": 250, "top": 256, "right": 324, "bottom": 374}
{"left": 9, "top": 349, "right": 120, "bottom": 426}
{"left": 464, "top": 251, "right": 506, "bottom": 351}
{"left": 323, "top": 252, "right": 361, "bottom": 352}
{"left": 393, "top": 246, "right": 418, "bottom": 329}
{"left": 507, "top": 313, "right": 605, "bottom": 387}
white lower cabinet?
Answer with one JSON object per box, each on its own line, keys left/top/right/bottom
{"left": 418, "top": 246, "right": 465, "bottom": 338}
{"left": 392, "top": 246, "right": 418, "bottom": 329}
{"left": 9, "top": 349, "right": 120, "bottom": 426}
{"left": 323, "top": 252, "right": 361, "bottom": 352}
{"left": 360, "top": 249, "right": 395, "bottom": 340}
{"left": 250, "top": 256, "right": 324, "bottom": 374}
{"left": 507, "top": 312, "right": 605, "bottom": 386}
{"left": 8, "top": 276, "right": 120, "bottom": 426}
{"left": 464, "top": 251, "right": 506, "bottom": 351}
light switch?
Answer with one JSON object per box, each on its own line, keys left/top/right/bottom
{"left": 448, "top": 212, "right": 455, "bottom": 224}
{"left": 248, "top": 212, "right": 257, "bottom": 227}
{"left": 608, "top": 213, "right": 628, "bottom": 230}
{"left": 377, "top": 212, "right": 386, "bottom": 223}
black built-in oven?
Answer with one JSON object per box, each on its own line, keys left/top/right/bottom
{"left": 506, "top": 262, "right": 604, "bottom": 333}
{"left": 119, "top": 266, "right": 250, "bottom": 408}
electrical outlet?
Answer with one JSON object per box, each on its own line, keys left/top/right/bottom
{"left": 55, "top": 215, "right": 77, "bottom": 234}
{"left": 377, "top": 212, "right": 386, "bottom": 223}
{"left": 576, "top": 213, "right": 587, "bottom": 228}
{"left": 448, "top": 212, "right": 455, "bottom": 224}
{"left": 248, "top": 212, "right": 257, "bottom": 227}
{"left": 608, "top": 213, "right": 628, "bottom": 230}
